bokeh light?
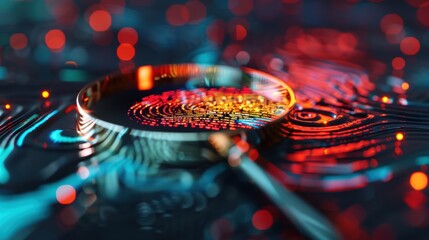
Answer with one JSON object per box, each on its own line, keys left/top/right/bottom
{"left": 117, "top": 27, "right": 138, "bottom": 45}
{"left": 117, "top": 43, "right": 135, "bottom": 61}
{"left": 41, "top": 90, "right": 50, "bottom": 99}
{"left": 252, "top": 209, "right": 274, "bottom": 230}
{"left": 9, "top": 33, "right": 28, "bottom": 50}
{"left": 45, "top": 29, "right": 66, "bottom": 51}
{"left": 410, "top": 172, "right": 428, "bottom": 191}
{"left": 232, "top": 24, "right": 247, "bottom": 41}
{"left": 186, "top": 1, "right": 206, "bottom": 24}
{"left": 166, "top": 4, "right": 189, "bottom": 26}
{"left": 392, "top": 57, "right": 405, "bottom": 70}
{"left": 89, "top": 10, "right": 112, "bottom": 32}
{"left": 56, "top": 185, "right": 77, "bottom": 205}
{"left": 396, "top": 133, "right": 404, "bottom": 141}
{"left": 228, "top": 0, "right": 253, "bottom": 16}
{"left": 417, "top": 4, "right": 429, "bottom": 27}
{"left": 400, "top": 37, "right": 420, "bottom": 55}
{"left": 77, "top": 166, "right": 90, "bottom": 179}
{"left": 401, "top": 82, "right": 410, "bottom": 90}
{"left": 382, "top": 96, "right": 390, "bottom": 103}
{"left": 380, "top": 14, "right": 403, "bottom": 35}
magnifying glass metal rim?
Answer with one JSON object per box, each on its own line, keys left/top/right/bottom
{"left": 76, "top": 63, "right": 296, "bottom": 142}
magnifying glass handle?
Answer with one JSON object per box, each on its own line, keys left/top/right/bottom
{"left": 236, "top": 155, "right": 340, "bottom": 240}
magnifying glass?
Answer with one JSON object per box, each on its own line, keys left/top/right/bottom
{"left": 76, "top": 64, "right": 340, "bottom": 240}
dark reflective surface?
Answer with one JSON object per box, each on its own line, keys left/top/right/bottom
{"left": 1, "top": 1, "right": 429, "bottom": 240}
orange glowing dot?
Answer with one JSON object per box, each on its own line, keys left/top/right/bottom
{"left": 236, "top": 140, "right": 249, "bottom": 152}
{"left": 392, "top": 57, "right": 406, "bottom": 70}
{"left": 382, "top": 96, "right": 390, "bottom": 103}
{"left": 410, "top": 172, "right": 428, "bottom": 191}
{"left": 396, "top": 133, "right": 404, "bottom": 141}
{"left": 166, "top": 4, "right": 189, "bottom": 26}
{"left": 41, "top": 90, "right": 50, "bottom": 99}
{"left": 137, "top": 66, "right": 153, "bottom": 90}
{"left": 116, "top": 43, "right": 135, "bottom": 61}
{"left": 56, "top": 185, "right": 76, "bottom": 205}
{"left": 9, "top": 33, "right": 28, "bottom": 50}
{"left": 5, "top": 104, "right": 11, "bottom": 110}
{"left": 400, "top": 37, "right": 420, "bottom": 55}
{"left": 401, "top": 82, "right": 410, "bottom": 90}
{"left": 45, "top": 29, "right": 66, "bottom": 51}
{"left": 252, "top": 209, "right": 273, "bottom": 230}
{"left": 89, "top": 10, "right": 112, "bottom": 32}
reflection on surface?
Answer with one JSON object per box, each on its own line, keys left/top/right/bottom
{"left": 2, "top": 0, "right": 429, "bottom": 238}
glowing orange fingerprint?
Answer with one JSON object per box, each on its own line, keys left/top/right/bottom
{"left": 410, "top": 172, "right": 428, "bottom": 191}
{"left": 401, "top": 82, "right": 409, "bottom": 90}
{"left": 137, "top": 66, "right": 153, "bottom": 90}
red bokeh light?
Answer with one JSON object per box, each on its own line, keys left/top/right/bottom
{"left": 47, "top": 0, "right": 79, "bottom": 25}
{"left": 380, "top": 14, "right": 403, "bottom": 35}
{"left": 9, "top": 33, "right": 28, "bottom": 50}
{"left": 233, "top": 24, "right": 247, "bottom": 41}
{"left": 392, "top": 57, "right": 406, "bottom": 70}
{"left": 117, "top": 43, "right": 135, "bottom": 61}
{"left": 228, "top": 0, "right": 253, "bottom": 16}
{"left": 45, "top": 29, "right": 66, "bottom": 51}
{"left": 118, "top": 27, "right": 138, "bottom": 45}
{"left": 406, "top": 0, "right": 427, "bottom": 7}
{"left": 207, "top": 20, "right": 226, "bottom": 45}
{"left": 100, "top": 0, "right": 126, "bottom": 14}
{"left": 337, "top": 33, "right": 357, "bottom": 52}
{"left": 166, "top": 4, "right": 189, "bottom": 26}
{"left": 404, "top": 190, "right": 427, "bottom": 209}
{"left": 56, "top": 185, "right": 76, "bottom": 205}
{"left": 400, "top": 37, "right": 420, "bottom": 55}
{"left": 89, "top": 10, "right": 112, "bottom": 32}
{"left": 417, "top": 4, "right": 429, "bottom": 27}
{"left": 186, "top": 1, "right": 206, "bottom": 24}
{"left": 252, "top": 209, "right": 274, "bottom": 230}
